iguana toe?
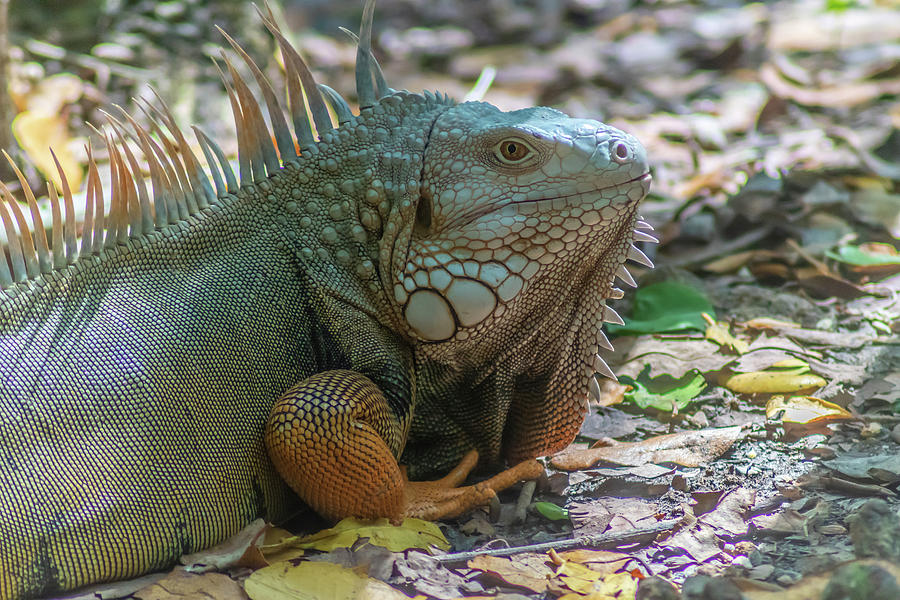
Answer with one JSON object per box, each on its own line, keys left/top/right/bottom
{"left": 402, "top": 451, "right": 543, "bottom": 520}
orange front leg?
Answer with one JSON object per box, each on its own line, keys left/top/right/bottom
{"left": 266, "top": 370, "right": 541, "bottom": 522}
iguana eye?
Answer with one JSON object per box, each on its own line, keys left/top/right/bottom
{"left": 497, "top": 139, "right": 531, "bottom": 163}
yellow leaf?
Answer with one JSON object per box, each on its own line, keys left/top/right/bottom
{"left": 556, "top": 549, "right": 632, "bottom": 577}
{"left": 766, "top": 396, "right": 853, "bottom": 424}
{"left": 555, "top": 562, "right": 638, "bottom": 598}
{"left": 743, "top": 317, "right": 801, "bottom": 329}
{"left": 11, "top": 111, "right": 84, "bottom": 191}
{"left": 259, "top": 526, "right": 305, "bottom": 564}
{"left": 704, "top": 315, "right": 750, "bottom": 354}
{"left": 275, "top": 517, "right": 449, "bottom": 553}
{"left": 245, "top": 561, "right": 411, "bottom": 600}
{"left": 725, "top": 371, "right": 825, "bottom": 395}
{"left": 25, "top": 73, "right": 85, "bottom": 114}
{"left": 769, "top": 359, "right": 810, "bottom": 370}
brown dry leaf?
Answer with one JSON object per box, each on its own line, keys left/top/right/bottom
{"left": 703, "top": 250, "right": 782, "bottom": 274}
{"left": 244, "top": 561, "right": 411, "bottom": 600}
{"left": 672, "top": 169, "right": 733, "bottom": 199}
{"left": 730, "top": 335, "right": 820, "bottom": 373}
{"left": 569, "top": 498, "right": 661, "bottom": 537}
{"left": 134, "top": 569, "right": 248, "bottom": 600}
{"left": 613, "top": 338, "right": 737, "bottom": 380}
{"left": 752, "top": 509, "right": 809, "bottom": 536}
{"left": 746, "top": 325, "right": 873, "bottom": 350}
{"left": 658, "top": 521, "right": 722, "bottom": 563}
{"left": 180, "top": 518, "right": 267, "bottom": 573}
{"left": 60, "top": 573, "right": 167, "bottom": 600}
{"left": 697, "top": 487, "right": 755, "bottom": 538}
{"left": 394, "top": 550, "right": 478, "bottom": 598}
{"left": 796, "top": 271, "right": 874, "bottom": 300}
{"left": 550, "top": 426, "right": 744, "bottom": 471}
{"left": 760, "top": 62, "right": 900, "bottom": 108}
{"left": 767, "top": 8, "right": 900, "bottom": 50}
{"left": 467, "top": 554, "right": 553, "bottom": 594}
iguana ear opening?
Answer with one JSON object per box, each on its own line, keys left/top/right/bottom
{"left": 413, "top": 190, "right": 433, "bottom": 237}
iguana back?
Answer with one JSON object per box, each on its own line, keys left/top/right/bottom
{"left": 0, "top": 2, "right": 653, "bottom": 598}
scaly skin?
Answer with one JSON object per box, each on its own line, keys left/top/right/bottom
{"left": 0, "top": 10, "right": 650, "bottom": 600}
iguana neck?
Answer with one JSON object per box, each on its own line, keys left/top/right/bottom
{"left": 267, "top": 93, "right": 448, "bottom": 332}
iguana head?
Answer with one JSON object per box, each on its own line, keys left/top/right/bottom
{"left": 389, "top": 101, "right": 651, "bottom": 360}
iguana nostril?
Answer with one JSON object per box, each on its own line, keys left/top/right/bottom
{"left": 611, "top": 141, "right": 630, "bottom": 162}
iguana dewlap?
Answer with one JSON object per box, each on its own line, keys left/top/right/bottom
{"left": 0, "top": 1, "right": 652, "bottom": 598}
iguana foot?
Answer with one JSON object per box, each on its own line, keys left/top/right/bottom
{"left": 266, "top": 370, "right": 542, "bottom": 523}
{"left": 402, "top": 450, "right": 543, "bottom": 520}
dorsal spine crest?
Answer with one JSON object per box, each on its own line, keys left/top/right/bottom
{"left": 0, "top": 0, "right": 452, "bottom": 300}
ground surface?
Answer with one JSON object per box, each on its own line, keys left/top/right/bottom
{"left": 4, "top": 0, "right": 900, "bottom": 599}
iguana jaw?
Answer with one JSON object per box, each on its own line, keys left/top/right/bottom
{"left": 394, "top": 186, "right": 650, "bottom": 351}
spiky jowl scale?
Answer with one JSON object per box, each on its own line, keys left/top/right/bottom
{"left": 0, "top": 1, "right": 652, "bottom": 598}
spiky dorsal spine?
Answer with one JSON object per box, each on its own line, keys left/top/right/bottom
{"left": 0, "top": 0, "right": 400, "bottom": 297}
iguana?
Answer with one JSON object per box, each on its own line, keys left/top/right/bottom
{"left": 0, "top": 1, "right": 653, "bottom": 598}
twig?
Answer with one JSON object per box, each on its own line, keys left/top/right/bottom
{"left": 665, "top": 227, "right": 772, "bottom": 270}
{"left": 434, "top": 518, "right": 683, "bottom": 564}
{"left": 512, "top": 480, "right": 536, "bottom": 524}
{"left": 24, "top": 39, "right": 150, "bottom": 83}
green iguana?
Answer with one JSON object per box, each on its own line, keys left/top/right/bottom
{"left": 0, "top": 1, "right": 653, "bottom": 597}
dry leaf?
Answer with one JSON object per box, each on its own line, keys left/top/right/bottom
{"left": 467, "top": 554, "right": 553, "bottom": 594}
{"left": 766, "top": 396, "right": 853, "bottom": 424}
{"left": 11, "top": 111, "right": 84, "bottom": 191}
{"left": 556, "top": 549, "right": 633, "bottom": 577}
{"left": 725, "top": 371, "right": 826, "bottom": 395}
{"left": 555, "top": 561, "right": 638, "bottom": 597}
{"left": 180, "top": 518, "right": 267, "bottom": 573}
{"left": 244, "top": 561, "right": 410, "bottom": 600}
{"left": 550, "top": 426, "right": 745, "bottom": 471}
{"left": 276, "top": 517, "right": 449, "bottom": 553}
{"left": 704, "top": 314, "right": 750, "bottom": 354}
{"left": 134, "top": 570, "right": 247, "bottom": 600}
{"left": 258, "top": 526, "right": 306, "bottom": 565}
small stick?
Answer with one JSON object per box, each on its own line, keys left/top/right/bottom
{"left": 435, "top": 518, "right": 683, "bottom": 564}
{"left": 513, "top": 480, "right": 536, "bottom": 524}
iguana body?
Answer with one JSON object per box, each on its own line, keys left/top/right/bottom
{"left": 0, "top": 2, "right": 652, "bottom": 598}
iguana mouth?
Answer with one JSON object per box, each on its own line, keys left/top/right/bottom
{"left": 511, "top": 171, "right": 651, "bottom": 205}
{"left": 450, "top": 172, "right": 652, "bottom": 228}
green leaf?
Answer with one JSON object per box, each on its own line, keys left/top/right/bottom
{"left": 606, "top": 281, "right": 715, "bottom": 335}
{"left": 620, "top": 368, "right": 707, "bottom": 412}
{"left": 534, "top": 501, "right": 569, "bottom": 521}
{"left": 825, "top": 0, "right": 858, "bottom": 12}
{"left": 825, "top": 244, "right": 900, "bottom": 266}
